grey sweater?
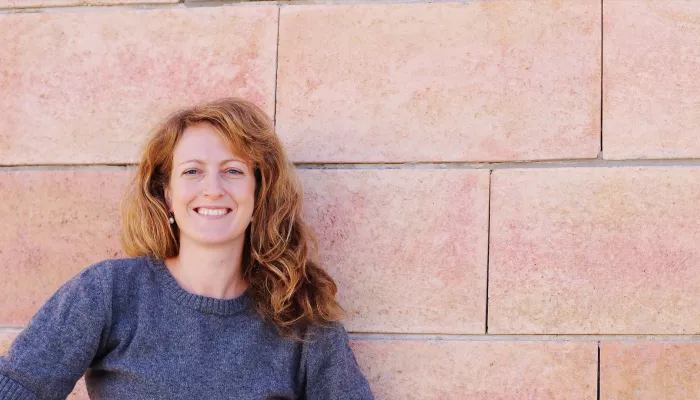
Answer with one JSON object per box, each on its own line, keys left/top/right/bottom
{"left": 0, "top": 256, "right": 374, "bottom": 400}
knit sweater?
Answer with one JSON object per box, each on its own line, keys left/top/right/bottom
{"left": 0, "top": 256, "right": 374, "bottom": 400}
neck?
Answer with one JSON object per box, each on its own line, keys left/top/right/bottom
{"left": 165, "top": 236, "right": 249, "bottom": 300}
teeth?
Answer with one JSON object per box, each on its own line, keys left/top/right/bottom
{"left": 197, "top": 208, "right": 229, "bottom": 216}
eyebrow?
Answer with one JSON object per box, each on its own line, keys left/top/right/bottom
{"left": 178, "top": 159, "right": 246, "bottom": 166}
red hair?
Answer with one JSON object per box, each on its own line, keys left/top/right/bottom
{"left": 120, "top": 97, "right": 345, "bottom": 342}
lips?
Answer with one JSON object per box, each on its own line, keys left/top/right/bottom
{"left": 194, "top": 207, "right": 232, "bottom": 216}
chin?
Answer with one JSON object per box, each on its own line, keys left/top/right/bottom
{"left": 189, "top": 233, "right": 244, "bottom": 247}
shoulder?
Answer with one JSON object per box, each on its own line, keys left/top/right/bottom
{"left": 300, "top": 321, "right": 350, "bottom": 370}
{"left": 25, "top": 258, "right": 155, "bottom": 320}
{"left": 78, "top": 255, "right": 155, "bottom": 294}
{"left": 302, "top": 320, "right": 350, "bottom": 348}
{"left": 74, "top": 256, "right": 159, "bottom": 316}
{"left": 306, "top": 320, "right": 346, "bottom": 335}
{"left": 82, "top": 255, "right": 153, "bottom": 280}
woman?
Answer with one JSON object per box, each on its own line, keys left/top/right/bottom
{"left": 0, "top": 98, "right": 375, "bottom": 400}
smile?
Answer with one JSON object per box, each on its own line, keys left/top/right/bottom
{"left": 194, "top": 207, "right": 232, "bottom": 217}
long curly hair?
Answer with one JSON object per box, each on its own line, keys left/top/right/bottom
{"left": 120, "top": 97, "right": 345, "bottom": 342}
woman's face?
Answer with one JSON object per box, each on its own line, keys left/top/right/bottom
{"left": 164, "top": 122, "right": 256, "bottom": 249}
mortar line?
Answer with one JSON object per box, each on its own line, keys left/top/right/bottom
{"left": 484, "top": 170, "right": 492, "bottom": 334}
{"left": 3, "top": 325, "right": 700, "bottom": 341}
{"left": 1, "top": 0, "right": 487, "bottom": 13}
{"left": 600, "top": 0, "right": 604, "bottom": 157}
{"left": 0, "top": 165, "right": 134, "bottom": 171}
{"left": 597, "top": 341, "right": 601, "bottom": 400}
{"left": 347, "top": 334, "right": 700, "bottom": 341}
{"left": 5, "top": 158, "right": 700, "bottom": 171}
{"left": 272, "top": 5, "right": 281, "bottom": 128}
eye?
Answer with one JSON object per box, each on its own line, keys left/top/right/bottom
{"left": 183, "top": 169, "right": 199, "bottom": 175}
{"left": 225, "top": 169, "right": 242, "bottom": 175}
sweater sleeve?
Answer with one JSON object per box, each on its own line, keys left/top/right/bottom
{"left": 0, "top": 264, "right": 109, "bottom": 400}
{"left": 299, "top": 321, "right": 374, "bottom": 400}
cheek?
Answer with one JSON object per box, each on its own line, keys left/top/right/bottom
{"left": 170, "top": 184, "right": 198, "bottom": 208}
{"left": 242, "top": 183, "right": 257, "bottom": 206}
{"left": 229, "top": 179, "right": 256, "bottom": 204}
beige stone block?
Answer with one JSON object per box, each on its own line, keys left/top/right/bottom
{"left": 351, "top": 339, "right": 597, "bottom": 399}
{"left": 603, "top": 1, "right": 700, "bottom": 159}
{"left": 489, "top": 167, "right": 700, "bottom": 334}
{"left": 0, "top": 170, "right": 130, "bottom": 324}
{"left": 0, "top": 6, "right": 277, "bottom": 164}
{"left": 601, "top": 341, "right": 700, "bottom": 399}
{"left": 277, "top": 1, "right": 601, "bottom": 162}
{"left": 301, "top": 169, "right": 489, "bottom": 333}
{"left": 0, "top": 333, "right": 16, "bottom": 354}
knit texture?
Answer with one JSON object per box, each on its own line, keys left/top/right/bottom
{"left": 0, "top": 256, "right": 374, "bottom": 400}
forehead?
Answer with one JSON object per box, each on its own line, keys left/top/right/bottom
{"left": 173, "top": 122, "right": 246, "bottom": 163}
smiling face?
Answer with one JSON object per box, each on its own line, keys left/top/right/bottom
{"left": 164, "top": 122, "right": 256, "bottom": 249}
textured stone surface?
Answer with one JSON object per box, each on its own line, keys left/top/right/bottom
{"left": 0, "top": 0, "right": 176, "bottom": 8}
{"left": 601, "top": 342, "right": 700, "bottom": 399}
{"left": 0, "top": 170, "right": 130, "bottom": 325}
{"left": 0, "top": 6, "right": 277, "bottom": 165}
{"left": 277, "top": 1, "right": 600, "bottom": 163}
{"left": 1, "top": 332, "right": 88, "bottom": 398}
{"left": 185, "top": 0, "right": 253, "bottom": 2}
{"left": 604, "top": 1, "right": 700, "bottom": 159}
{"left": 300, "top": 169, "right": 489, "bottom": 333}
{"left": 351, "top": 339, "right": 597, "bottom": 399}
{"left": 489, "top": 167, "right": 700, "bottom": 334}
{"left": 0, "top": 333, "right": 16, "bottom": 355}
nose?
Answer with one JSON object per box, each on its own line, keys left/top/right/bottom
{"left": 202, "top": 172, "right": 225, "bottom": 198}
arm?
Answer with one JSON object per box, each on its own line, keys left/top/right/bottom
{"left": 299, "top": 321, "right": 374, "bottom": 400}
{"left": 0, "top": 264, "right": 110, "bottom": 400}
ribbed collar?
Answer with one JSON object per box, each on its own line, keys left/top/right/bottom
{"left": 147, "top": 255, "right": 252, "bottom": 317}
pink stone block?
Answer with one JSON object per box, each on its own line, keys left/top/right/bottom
{"left": 350, "top": 340, "right": 597, "bottom": 399}
{"left": 0, "top": 6, "right": 277, "bottom": 165}
{"left": 604, "top": 1, "right": 700, "bottom": 159}
{"left": 0, "top": 170, "right": 130, "bottom": 325}
{"left": 601, "top": 342, "right": 700, "bottom": 399}
{"left": 68, "top": 384, "right": 89, "bottom": 400}
{"left": 0, "top": 0, "right": 176, "bottom": 8}
{"left": 277, "top": 2, "right": 601, "bottom": 162}
{"left": 489, "top": 167, "right": 700, "bottom": 334}
{"left": 301, "top": 169, "right": 489, "bottom": 333}
{"left": 0, "top": 333, "right": 16, "bottom": 354}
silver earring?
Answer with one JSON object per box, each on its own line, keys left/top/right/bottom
{"left": 169, "top": 213, "right": 175, "bottom": 224}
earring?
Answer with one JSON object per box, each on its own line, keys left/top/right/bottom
{"left": 169, "top": 213, "right": 175, "bottom": 225}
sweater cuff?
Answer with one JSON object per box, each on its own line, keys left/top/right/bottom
{"left": 0, "top": 375, "right": 37, "bottom": 400}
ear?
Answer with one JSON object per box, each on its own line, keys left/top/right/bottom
{"left": 164, "top": 186, "right": 172, "bottom": 211}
